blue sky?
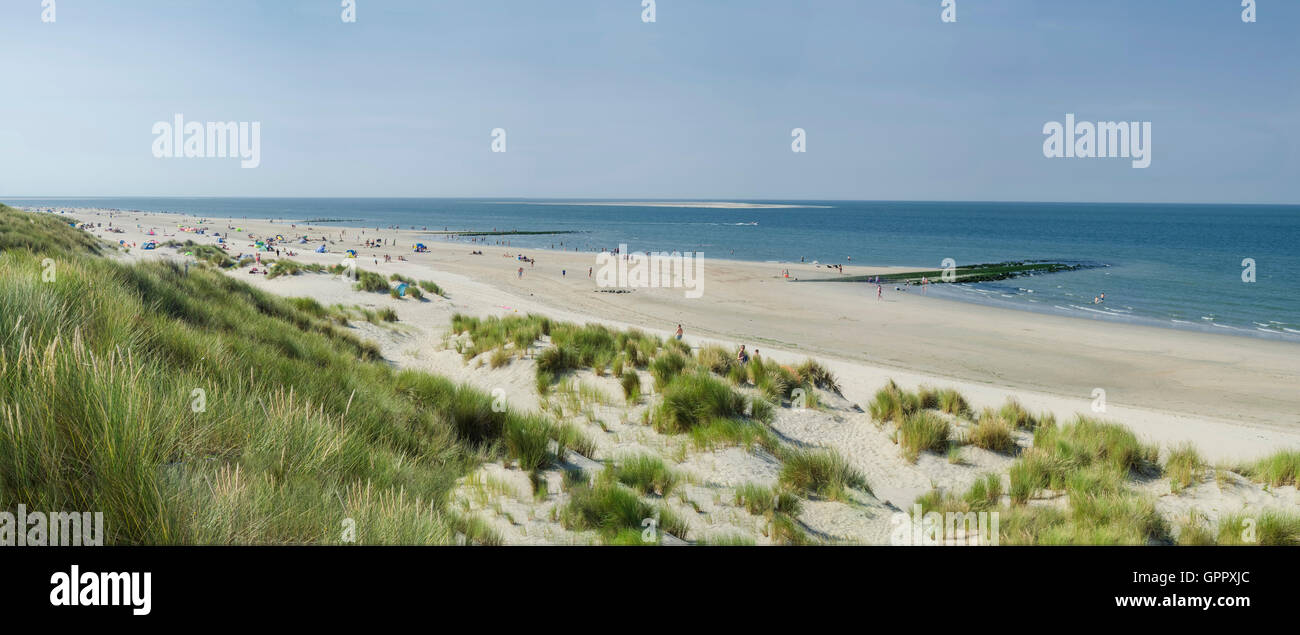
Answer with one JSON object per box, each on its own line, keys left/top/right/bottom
{"left": 0, "top": 0, "right": 1296, "bottom": 202}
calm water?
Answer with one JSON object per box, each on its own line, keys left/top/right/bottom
{"left": 12, "top": 197, "right": 1300, "bottom": 341}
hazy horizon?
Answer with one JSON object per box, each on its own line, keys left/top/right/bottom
{"left": 7, "top": 196, "right": 1300, "bottom": 208}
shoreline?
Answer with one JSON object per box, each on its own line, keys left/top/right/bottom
{"left": 28, "top": 205, "right": 1300, "bottom": 460}
{"left": 24, "top": 202, "right": 1299, "bottom": 343}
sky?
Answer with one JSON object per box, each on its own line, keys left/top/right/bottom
{"left": 0, "top": 0, "right": 1296, "bottom": 203}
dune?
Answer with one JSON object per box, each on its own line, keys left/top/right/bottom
{"left": 23, "top": 204, "right": 1298, "bottom": 545}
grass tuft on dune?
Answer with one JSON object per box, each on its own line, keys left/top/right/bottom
{"left": 559, "top": 480, "right": 688, "bottom": 544}
{"left": 0, "top": 204, "right": 569, "bottom": 544}
{"left": 1240, "top": 450, "right": 1300, "bottom": 488}
{"left": 778, "top": 448, "right": 871, "bottom": 500}
{"left": 868, "top": 380, "right": 920, "bottom": 425}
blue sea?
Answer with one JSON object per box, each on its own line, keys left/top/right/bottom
{"left": 11, "top": 197, "right": 1300, "bottom": 342}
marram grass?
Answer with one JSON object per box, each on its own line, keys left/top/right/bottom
{"left": 0, "top": 205, "right": 568, "bottom": 544}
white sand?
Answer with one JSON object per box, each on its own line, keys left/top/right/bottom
{"left": 65, "top": 205, "right": 1300, "bottom": 463}
{"left": 38, "top": 205, "right": 1300, "bottom": 544}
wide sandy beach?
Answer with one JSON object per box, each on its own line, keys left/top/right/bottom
{"left": 55, "top": 205, "right": 1300, "bottom": 464}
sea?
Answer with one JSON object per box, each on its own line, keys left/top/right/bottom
{"left": 10, "top": 197, "right": 1299, "bottom": 342}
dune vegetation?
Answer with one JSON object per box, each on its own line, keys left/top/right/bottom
{"left": 867, "top": 375, "right": 1298, "bottom": 545}
{"left": 0, "top": 204, "right": 587, "bottom": 544}
{"left": 7, "top": 205, "right": 1296, "bottom": 547}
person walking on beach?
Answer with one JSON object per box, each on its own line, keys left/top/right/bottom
{"left": 675, "top": 324, "right": 683, "bottom": 341}
{"left": 921, "top": 276, "right": 928, "bottom": 295}
{"left": 518, "top": 267, "right": 524, "bottom": 279}
{"left": 877, "top": 283, "right": 883, "bottom": 300}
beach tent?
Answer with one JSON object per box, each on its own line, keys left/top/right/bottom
{"left": 142, "top": 241, "right": 157, "bottom": 250}
{"left": 315, "top": 244, "right": 327, "bottom": 253}
{"left": 346, "top": 249, "right": 357, "bottom": 258}
{"left": 414, "top": 243, "right": 427, "bottom": 252}
{"left": 396, "top": 282, "right": 409, "bottom": 298}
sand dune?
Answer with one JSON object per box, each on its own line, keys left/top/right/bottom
{"left": 51, "top": 205, "right": 1298, "bottom": 544}
{"left": 74, "top": 206, "right": 1300, "bottom": 461}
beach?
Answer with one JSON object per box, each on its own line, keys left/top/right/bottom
{"left": 7, "top": 0, "right": 1300, "bottom": 607}
{"left": 7, "top": 202, "right": 1295, "bottom": 546}
{"left": 57, "top": 205, "right": 1300, "bottom": 462}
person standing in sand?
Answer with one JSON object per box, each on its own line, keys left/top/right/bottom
{"left": 675, "top": 324, "right": 683, "bottom": 341}
{"left": 877, "top": 283, "right": 883, "bottom": 300}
